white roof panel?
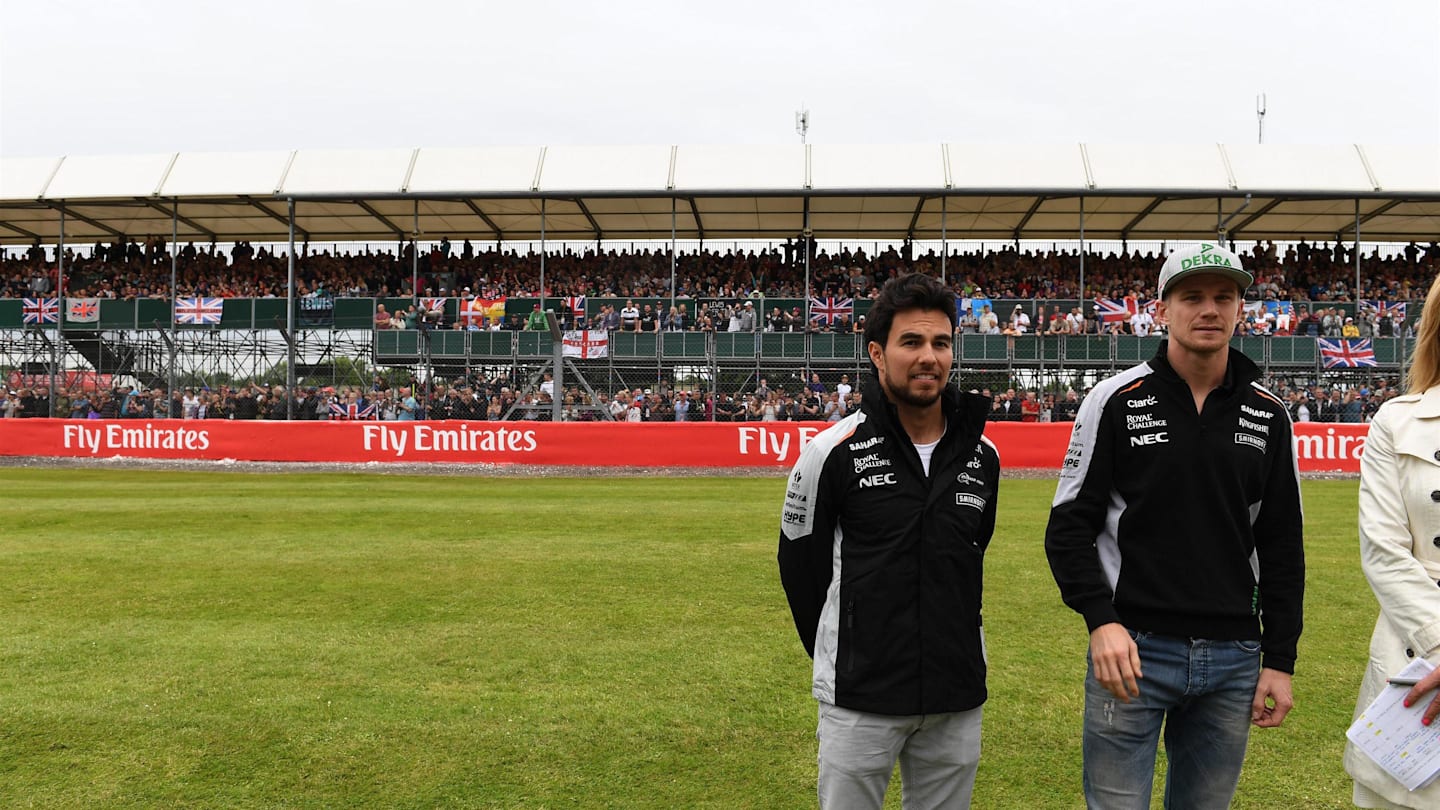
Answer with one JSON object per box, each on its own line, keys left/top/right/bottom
{"left": 44, "top": 152, "right": 175, "bottom": 199}
{"left": 674, "top": 145, "right": 805, "bottom": 191}
{"left": 810, "top": 144, "right": 944, "bottom": 190}
{"left": 1225, "top": 144, "right": 1374, "bottom": 192}
{"left": 160, "top": 150, "right": 293, "bottom": 197}
{"left": 281, "top": 148, "right": 415, "bottom": 195}
{"left": 1086, "top": 144, "right": 1232, "bottom": 191}
{"left": 948, "top": 143, "right": 1087, "bottom": 190}
{"left": 0, "top": 156, "right": 63, "bottom": 200}
{"left": 538, "top": 145, "right": 672, "bottom": 192}
{"left": 407, "top": 146, "right": 542, "bottom": 194}
{"left": 1361, "top": 145, "right": 1440, "bottom": 193}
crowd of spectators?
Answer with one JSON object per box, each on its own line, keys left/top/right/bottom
{"left": 1, "top": 369, "right": 1402, "bottom": 425}
{"left": 3, "top": 236, "right": 1436, "bottom": 310}
{"left": 983, "top": 373, "right": 1401, "bottom": 425}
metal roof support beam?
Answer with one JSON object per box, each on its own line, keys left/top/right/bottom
{"left": 46, "top": 202, "right": 123, "bottom": 238}
{"left": 687, "top": 197, "right": 705, "bottom": 243}
{"left": 0, "top": 219, "right": 41, "bottom": 240}
{"left": 139, "top": 199, "right": 215, "bottom": 239}
{"left": 1337, "top": 198, "right": 1404, "bottom": 236}
{"left": 241, "top": 197, "right": 310, "bottom": 240}
{"left": 1013, "top": 195, "right": 1048, "bottom": 242}
{"left": 905, "top": 195, "right": 931, "bottom": 240}
{"left": 461, "top": 199, "right": 504, "bottom": 240}
{"left": 572, "top": 197, "right": 602, "bottom": 241}
{"left": 1227, "top": 197, "right": 1285, "bottom": 238}
{"left": 1119, "top": 196, "right": 1168, "bottom": 241}
{"left": 355, "top": 200, "right": 405, "bottom": 240}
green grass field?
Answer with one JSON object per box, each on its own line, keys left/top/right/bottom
{"left": 1, "top": 469, "right": 1370, "bottom": 808}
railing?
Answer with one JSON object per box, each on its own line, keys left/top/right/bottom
{"left": 373, "top": 330, "right": 1411, "bottom": 368}
{"left": 0, "top": 295, "right": 1422, "bottom": 332}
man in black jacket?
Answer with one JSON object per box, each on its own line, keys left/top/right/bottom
{"left": 1044, "top": 243, "right": 1304, "bottom": 808}
{"left": 779, "top": 273, "right": 999, "bottom": 809}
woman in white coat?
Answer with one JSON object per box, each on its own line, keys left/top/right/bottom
{"left": 1346, "top": 273, "right": 1440, "bottom": 808}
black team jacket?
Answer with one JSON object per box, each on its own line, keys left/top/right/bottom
{"left": 778, "top": 378, "right": 999, "bottom": 715}
{"left": 1044, "top": 342, "right": 1305, "bottom": 674}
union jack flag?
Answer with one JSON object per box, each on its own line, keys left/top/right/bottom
{"left": 1318, "top": 338, "right": 1378, "bottom": 368}
{"left": 67, "top": 297, "right": 100, "bottom": 323}
{"left": 1092, "top": 297, "right": 1157, "bottom": 324}
{"left": 22, "top": 297, "right": 59, "bottom": 325}
{"left": 420, "top": 297, "right": 447, "bottom": 315}
{"left": 175, "top": 297, "right": 223, "bottom": 325}
{"left": 563, "top": 296, "right": 586, "bottom": 321}
{"left": 1364, "top": 300, "right": 1406, "bottom": 321}
{"left": 809, "top": 296, "right": 854, "bottom": 326}
{"left": 329, "top": 400, "right": 377, "bottom": 420}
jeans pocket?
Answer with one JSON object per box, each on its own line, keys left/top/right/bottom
{"left": 1232, "top": 638, "right": 1262, "bottom": 654}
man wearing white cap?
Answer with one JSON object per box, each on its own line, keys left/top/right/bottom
{"left": 1044, "top": 242, "right": 1304, "bottom": 808}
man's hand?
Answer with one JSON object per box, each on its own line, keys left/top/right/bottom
{"left": 1403, "top": 667, "right": 1440, "bottom": 727}
{"left": 1089, "top": 623, "right": 1141, "bottom": 702}
{"left": 1251, "top": 668, "right": 1294, "bottom": 728}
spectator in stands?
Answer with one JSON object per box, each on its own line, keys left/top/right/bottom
{"left": 1052, "top": 389, "right": 1080, "bottom": 422}
{"left": 767, "top": 306, "right": 787, "bottom": 332}
{"left": 1003, "top": 305, "right": 1030, "bottom": 336}
{"left": 737, "top": 300, "right": 758, "bottom": 332}
{"left": 620, "top": 300, "right": 640, "bottom": 331}
{"left": 1046, "top": 308, "right": 1071, "bottom": 335}
{"left": 1129, "top": 306, "right": 1155, "bottom": 338}
{"left": 1019, "top": 390, "right": 1041, "bottom": 422}
{"left": 1341, "top": 389, "right": 1364, "bottom": 423}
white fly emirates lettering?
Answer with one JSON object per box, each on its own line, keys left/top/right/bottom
{"left": 362, "top": 424, "right": 537, "bottom": 458}
{"left": 737, "top": 425, "right": 820, "bottom": 463}
{"left": 62, "top": 423, "right": 210, "bottom": 455}
{"left": 1292, "top": 426, "right": 1367, "bottom": 462}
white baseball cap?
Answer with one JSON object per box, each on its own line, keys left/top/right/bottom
{"left": 1158, "top": 243, "right": 1252, "bottom": 298}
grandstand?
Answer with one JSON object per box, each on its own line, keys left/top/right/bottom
{"left": 1, "top": 143, "right": 1437, "bottom": 416}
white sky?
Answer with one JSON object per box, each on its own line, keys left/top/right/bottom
{"left": 2, "top": 0, "right": 1438, "bottom": 158}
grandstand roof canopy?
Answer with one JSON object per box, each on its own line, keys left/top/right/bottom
{"left": 2, "top": 143, "right": 1438, "bottom": 246}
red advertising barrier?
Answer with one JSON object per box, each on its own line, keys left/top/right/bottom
{"left": 0, "top": 419, "right": 1368, "bottom": 472}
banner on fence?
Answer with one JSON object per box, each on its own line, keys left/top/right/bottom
{"left": 0, "top": 420, "right": 1369, "bottom": 472}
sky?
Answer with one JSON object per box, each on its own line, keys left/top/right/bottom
{"left": 2, "top": 0, "right": 1438, "bottom": 157}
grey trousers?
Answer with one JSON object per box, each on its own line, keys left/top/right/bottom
{"left": 816, "top": 701, "right": 982, "bottom": 810}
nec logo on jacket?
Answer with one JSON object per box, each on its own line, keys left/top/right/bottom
{"left": 859, "top": 472, "right": 897, "bottom": 488}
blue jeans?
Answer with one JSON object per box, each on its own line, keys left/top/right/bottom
{"left": 1082, "top": 631, "right": 1261, "bottom": 810}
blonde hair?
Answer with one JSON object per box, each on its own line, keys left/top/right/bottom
{"left": 1406, "top": 274, "right": 1440, "bottom": 393}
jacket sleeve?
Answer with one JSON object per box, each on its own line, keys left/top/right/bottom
{"left": 777, "top": 436, "right": 840, "bottom": 658}
{"left": 1358, "top": 406, "right": 1440, "bottom": 665}
{"left": 1045, "top": 390, "right": 1124, "bottom": 631}
{"left": 1251, "top": 404, "right": 1306, "bottom": 674}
